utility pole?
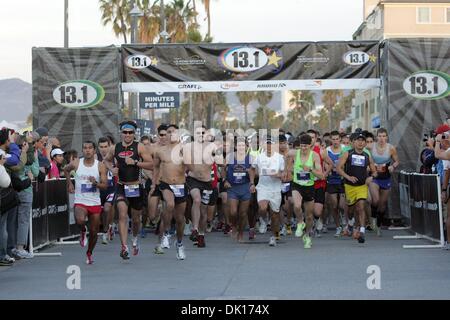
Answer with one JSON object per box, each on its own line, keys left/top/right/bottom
{"left": 64, "top": 0, "right": 69, "bottom": 48}
{"left": 129, "top": 1, "right": 143, "bottom": 121}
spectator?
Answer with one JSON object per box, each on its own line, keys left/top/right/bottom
{"left": 0, "top": 144, "right": 19, "bottom": 266}
{"left": 10, "top": 134, "right": 39, "bottom": 259}
{"left": 47, "top": 148, "right": 65, "bottom": 180}
{"left": 34, "top": 133, "right": 51, "bottom": 182}
{"left": 420, "top": 137, "right": 439, "bottom": 174}
{"left": 435, "top": 124, "right": 450, "bottom": 161}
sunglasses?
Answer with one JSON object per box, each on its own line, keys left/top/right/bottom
{"left": 122, "top": 131, "right": 135, "bottom": 135}
{"left": 196, "top": 132, "right": 206, "bottom": 135}
{"left": 159, "top": 133, "right": 167, "bottom": 137}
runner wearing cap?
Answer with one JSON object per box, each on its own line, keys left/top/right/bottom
{"left": 104, "top": 120, "right": 153, "bottom": 260}
{"left": 64, "top": 141, "right": 108, "bottom": 264}
{"left": 285, "top": 134, "right": 324, "bottom": 249}
{"left": 369, "top": 128, "right": 399, "bottom": 236}
{"left": 252, "top": 137, "right": 285, "bottom": 246}
{"left": 336, "top": 132, "right": 377, "bottom": 244}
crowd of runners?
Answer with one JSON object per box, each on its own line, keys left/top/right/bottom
{"left": 63, "top": 120, "right": 402, "bottom": 264}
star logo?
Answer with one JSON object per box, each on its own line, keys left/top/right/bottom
{"left": 369, "top": 54, "right": 377, "bottom": 63}
{"left": 151, "top": 57, "right": 159, "bottom": 66}
{"left": 267, "top": 52, "right": 282, "bottom": 68}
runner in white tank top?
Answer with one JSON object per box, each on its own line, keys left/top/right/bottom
{"left": 64, "top": 141, "right": 108, "bottom": 265}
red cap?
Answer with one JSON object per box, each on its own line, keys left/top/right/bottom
{"left": 435, "top": 124, "right": 450, "bottom": 135}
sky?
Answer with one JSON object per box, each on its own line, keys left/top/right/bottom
{"left": 0, "top": 0, "right": 364, "bottom": 83}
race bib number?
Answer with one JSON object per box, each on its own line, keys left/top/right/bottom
{"left": 124, "top": 184, "right": 140, "bottom": 198}
{"left": 261, "top": 168, "right": 277, "bottom": 176}
{"left": 351, "top": 154, "right": 366, "bottom": 167}
{"left": 282, "top": 183, "right": 291, "bottom": 193}
{"left": 201, "top": 190, "right": 213, "bottom": 204}
{"left": 233, "top": 171, "right": 246, "bottom": 183}
{"left": 81, "top": 182, "right": 97, "bottom": 193}
{"left": 297, "top": 172, "right": 310, "bottom": 181}
{"left": 169, "top": 184, "right": 185, "bottom": 198}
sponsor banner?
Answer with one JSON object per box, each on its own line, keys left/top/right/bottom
{"left": 139, "top": 92, "right": 180, "bottom": 109}
{"left": 122, "top": 79, "right": 381, "bottom": 92}
{"left": 32, "top": 46, "right": 122, "bottom": 153}
{"left": 121, "top": 42, "right": 379, "bottom": 83}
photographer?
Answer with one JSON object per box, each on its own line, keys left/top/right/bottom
{"left": 419, "top": 134, "right": 439, "bottom": 174}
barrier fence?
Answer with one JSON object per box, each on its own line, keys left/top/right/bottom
{"left": 29, "top": 179, "right": 78, "bottom": 256}
{"left": 395, "top": 171, "right": 445, "bottom": 249}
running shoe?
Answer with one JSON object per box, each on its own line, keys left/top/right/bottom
{"left": 295, "top": 222, "right": 306, "bottom": 238}
{"left": 190, "top": 230, "right": 199, "bottom": 243}
{"left": 216, "top": 221, "right": 224, "bottom": 231}
{"left": 0, "top": 258, "right": 13, "bottom": 266}
{"left": 79, "top": 226, "right": 87, "bottom": 248}
{"left": 86, "top": 252, "right": 94, "bottom": 265}
{"left": 184, "top": 220, "right": 192, "bottom": 236}
{"left": 352, "top": 229, "right": 360, "bottom": 240}
{"left": 358, "top": 232, "right": 366, "bottom": 244}
{"left": 132, "top": 238, "right": 140, "bottom": 256}
{"left": 286, "top": 224, "right": 292, "bottom": 236}
{"left": 322, "top": 224, "right": 328, "bottom": 233}
{"left": 315, "top": 218, "right": 323, "bottom": 231}
{"left": 162, "top": 234, "right": 171, "bottom": 249}
{"left": 154, "top": 245, "right": 164, "bottom": 254}
{"left": 206, "top": 222, "right": 213, "bottom": 233}
{"left": 197, "top": 235, "right": 205, "bottom": 248}
{"left": 102, "top": 233, "right": 108, "bottom": 245}
{"left": 223, "top": 224, "right": 231, "bottom": 235}
{"left": 280, "top": 224, "right": 287, "bottom": 236}
{"left": 303, "top": 235, "right": 312, "bottom": 249}
{"left": 14, "top": 249, "right": 33, "bottom": 259}
{"left": 258, "top": 219, "right": 267, "bottom": 234}
{"left": 248, "top": 228, "right": 256, "bottom": 240}
{"left": 176, "top": 243, "right": 186, "bottom": 260}
{"left": 442, "top": 242, "right": 450, "bottom": 250}
{"left": 120, "top": 245, "right": 130, "bottom": 260}
{"left": 314, "top": 228, "right": 321, "bottom": 238}
{"left": 335, "top": 227, "right": 342, "bottom": 237}
{"left": 269, "top": 236, "right": 276, "bottom": 247}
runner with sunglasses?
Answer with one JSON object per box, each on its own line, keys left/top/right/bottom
{"left": 104, "top": 121, "right": 153, "bottom": 260}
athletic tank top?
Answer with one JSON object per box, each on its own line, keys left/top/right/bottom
{"left": 293, "top": 150, "right": 315, "bottom": 187}
{"left": 344, "top": 150, "right": 370, "bottom": 186}
{"left": 114, "top": 141, "right": 140, "bottom": 183}
{"left": 313, "top": 145, "right": 326, "bottom": 189}
{"left": 372, "top": 143, "right": 392, "bottom": 179}
{"left": 74, "top": 159, "right": 101, "bottom": 206}
{"left": 226, "top": 155, "right": 251, "bottom": 185}
{"left": 326, "top": 146, "right": 343, "bottom": 185}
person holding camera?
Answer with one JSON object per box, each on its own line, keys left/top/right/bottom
{"left": 9, "top": 133, "right": 40, "bottom": 259}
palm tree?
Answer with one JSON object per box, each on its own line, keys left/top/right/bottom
{"left": 138, "top": 0, "right": 161, "bottom": 43}
{"left": 322, "top": 90, "right": 343, "bottom": 131}
{"left": 99, "top": 0, "right": 131, "bottom": 43}
{"left": 236, "top": 92, "right": 255, "bottom": 129}
{"left": 285, "top": 90, "right": 315, "bottom": 133}
{"left": 200, "top": 0, "right": 212, "bottom": 41}
{"left": 255, "top": 91, "right": 273, "bottom": 129}
{"left": 166, "top": 0, "right": 198, "bottom": 43}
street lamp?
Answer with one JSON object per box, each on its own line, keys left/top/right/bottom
{"left": 129, "top": 1, "right": 143, "bottom": 121}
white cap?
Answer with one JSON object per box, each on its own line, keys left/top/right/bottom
{"left": 51, "top": 148, "right": 64, "bottom": 158}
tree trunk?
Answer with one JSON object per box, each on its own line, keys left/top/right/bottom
{"left": 244, "top": 105, "right": 248, "bottom": 129}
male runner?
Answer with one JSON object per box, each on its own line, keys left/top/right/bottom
{"left": 285, "top": 135, "right": 324, "bottom": 249}
{"left": 279, "top": 134, "right": 293, "bottom": 235}
{"left": 152, "top": 125, "right": 188, "bottom": 259}
{"left": 104, "top": 121, "right": 153, "bottom": 260}
{"left": 252, "top": 137, "right": 285, "bottom": 246}
{"left": 65, "top": 141, "right": 108, "bottom": 264}
{"left": 336, "top": 132, "right": 377, "bottom": 244}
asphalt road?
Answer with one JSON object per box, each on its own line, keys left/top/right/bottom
{"left": 1, "top": 227, "right": 449, "bottom": 300}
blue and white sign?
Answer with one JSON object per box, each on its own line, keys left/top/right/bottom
{"left": 372, "top": 115, "right": 381, "bottom": 128}
{"left": 135, "top": 119, "right": 154, "bottom": 137}
{"left": 139, "top": 92, "right": 180, "bottom": 109}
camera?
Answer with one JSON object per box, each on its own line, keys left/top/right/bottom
{"left": 423, "top": 130, "right": 436, "bottom": 142}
